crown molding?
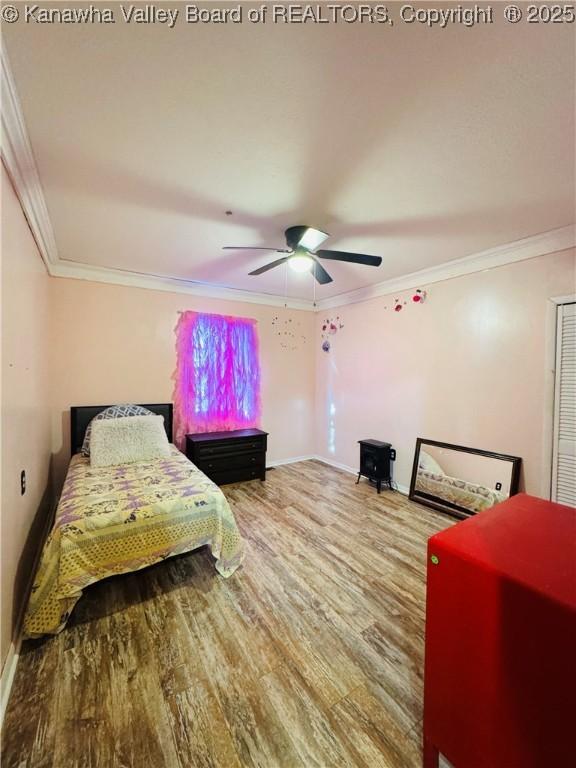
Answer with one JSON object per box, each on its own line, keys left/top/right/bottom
{"left": 550, "top": 293, "right": 576, "bottom": 305}
{"left": 51, "top": 260, "right": 315, "bottom": 310}
{"left": 314, "top": 224, "right": 576, "bottom": 311}
{"left": 1, "top": 46, "right": 59, "bottom": 270}
{"left": 3, "top": 46, "right": 573, "bottom": 313}
{"left": 50, "top": 225, "right": 574, "bottom": 313}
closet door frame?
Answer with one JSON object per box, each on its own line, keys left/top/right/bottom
{"left": 551, "top": 299, "right": 576, "bottom": 503}
{"left": 541, "top": 295, "right": 575, "bottom": 500}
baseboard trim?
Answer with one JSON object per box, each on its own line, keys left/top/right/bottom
{"left": 0, "top": 638, "right": 21, "bottom": 729}
{"left": 315, "top": 455, "right": 410, "bottom": 495}
{"left": 268, "top": 454, "right": 360, "bottom": 475}
{"left": 0, "top": 495, "right": 57, "bottom": 728}
{"left": 313, "top": 455, "right": 358, "bottom": 476}
{"left": 267, "top": 455, "right": 316, "bottom": 468}
{"left": 271, "top": 453, "right": 411, "bottom": 496}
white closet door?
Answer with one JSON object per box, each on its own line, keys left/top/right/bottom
{"left": 552, "top": 303, "right": 576, "bottom": 506}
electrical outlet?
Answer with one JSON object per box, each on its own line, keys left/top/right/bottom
{"left": 20, "top": 470, "right": 26, "bottom": 495}
{"left": 496, "top": 482, "right": 502, "bottom": 491}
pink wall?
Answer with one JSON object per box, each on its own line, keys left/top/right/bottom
{"left": 48, "top": 279, "right": 316, "bottom": 488}
{"left": 315, "top": 250, "right": 575, "bottom": 496}
{"left": 1, "top": 165, "right": 53, "bottom": 670}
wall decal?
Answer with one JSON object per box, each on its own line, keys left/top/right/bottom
{"left": 385, "top": 289, "right": 428, "bottom": 313}
{"left": 321, "top": 316, "right": 344, "bottom": 351}
{"left": 412, "top": 289, "right": 427, "bottom": 303}
{"left": 271, "top": 315, "right": 307, "bottom": 351}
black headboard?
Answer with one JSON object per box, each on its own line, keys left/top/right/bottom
{"left": 70, "top": 403, "right": 173, "bottom": 456}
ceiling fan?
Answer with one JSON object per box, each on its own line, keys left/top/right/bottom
{"left": 223, "top": 226, "right": 382, "bottom": 284}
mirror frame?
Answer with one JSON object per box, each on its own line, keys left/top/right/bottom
{"left": 409, "top": 437, "right": 522, "bottom": 519}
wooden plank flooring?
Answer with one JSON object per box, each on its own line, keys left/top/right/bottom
{"left": 2, "top": 460, "right": 453, "bottom": 768}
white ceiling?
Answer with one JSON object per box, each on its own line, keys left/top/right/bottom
{"left": 4, "top": 5, "right": 575, "bottom": 301}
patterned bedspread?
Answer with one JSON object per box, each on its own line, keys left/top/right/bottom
{"left": 24, "top": 447, "right": 244, "bottom": 638}
{"left": 416, "top": 468, "right": 506, "bottom": 514}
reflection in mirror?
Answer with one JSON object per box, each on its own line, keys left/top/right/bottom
{"left": 410, "top": 439, "right": 522, "bottom": 519}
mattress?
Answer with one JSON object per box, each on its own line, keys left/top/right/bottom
{"left": 24, "top": 446, "right": 244, "bottom": 637}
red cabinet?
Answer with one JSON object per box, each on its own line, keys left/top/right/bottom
{"left": 423, "top": 494, "right": 576, "bottom": 768}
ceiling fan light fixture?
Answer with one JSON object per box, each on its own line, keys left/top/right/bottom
{"left": 299, "top": 227, "right": 329, "bottom": 251}
{"left": 289, "top": 252, "right": 314, "bottom": 273}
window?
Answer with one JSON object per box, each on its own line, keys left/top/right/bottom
{"left": 173, "top": 311, "right": 261, "bottom": 447}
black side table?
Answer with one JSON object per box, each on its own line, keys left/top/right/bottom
{"left": 357, "top": 439, "right": 395, "bottom": 493}
{"left": 186, "top": 429, "right": 268, "bottom": 485}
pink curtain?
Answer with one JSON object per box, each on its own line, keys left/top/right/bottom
{"left": 172, "top": 311, "right": 261, "bottom": 449}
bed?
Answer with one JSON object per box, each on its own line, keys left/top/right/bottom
{"left": 23, "top": 404, "right": 244, "bottom": 638}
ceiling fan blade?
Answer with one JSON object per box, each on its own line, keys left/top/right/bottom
{"left": 316, "top": 249, "right": 382, "bottom": 267}
{"left": 223, "top": 246, "right": 291, "bottom": 252}
{"left": 249, "top": 256, "right": 290, "bottom": 276}
{"left": 311, "top": 258, "right": 333, "bottom": 285}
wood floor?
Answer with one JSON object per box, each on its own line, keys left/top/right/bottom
{"left": 2, "top": 460, "right": 452, "bottom": 768}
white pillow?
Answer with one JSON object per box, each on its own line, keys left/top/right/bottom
{"left": 419, "top": 450, "right": 444, "bottom": 475}
{"left": 90, "top": 415, "right": 171, "bottom": 468}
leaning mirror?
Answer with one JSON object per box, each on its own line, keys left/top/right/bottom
{"left": 409, "top": 438, "right": 522, "bottom": 519}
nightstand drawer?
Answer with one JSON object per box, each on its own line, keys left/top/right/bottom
{"left": 209, "top": 466, "right": 264, "bottom": 485}
{"left": 196, "top": 437, "right": 265, "bottom": 458}
{"left": 197, "top": 452, "right": 264, "bottom": 473}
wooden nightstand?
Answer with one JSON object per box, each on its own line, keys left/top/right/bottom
{"left": 185, "top": 429, "right": 268, "bottom": 485}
